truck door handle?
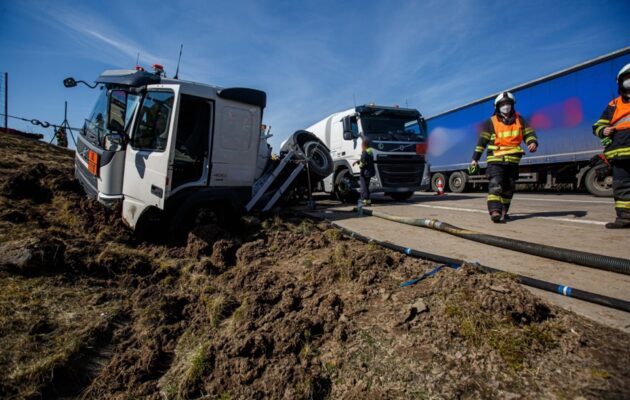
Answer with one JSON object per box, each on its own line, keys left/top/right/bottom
{"left": 151, "top": 185, "right": 164, "bottom": 198}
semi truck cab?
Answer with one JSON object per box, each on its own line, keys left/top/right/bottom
{"left": 306, "top": 104, "right": 430, "bottom": 202}
{"left": 71, "top": 68, "right": 268, "bottom": 230}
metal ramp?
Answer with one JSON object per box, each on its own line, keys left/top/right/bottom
{"left": 246, "top": 150, "right": 305, "bottom": 212}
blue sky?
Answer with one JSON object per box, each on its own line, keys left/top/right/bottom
{"left": 1, "top": 0, "right": 628, "bottom": 149}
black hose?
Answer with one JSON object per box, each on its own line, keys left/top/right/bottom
{"left": 325, "top": 221, "right": 630, "bottom": 313}
{"left": 361, "top": 208, "right": 630, "bottom": 276}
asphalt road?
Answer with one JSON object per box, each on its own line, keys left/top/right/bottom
{"left": 303, "top": 191, "right": 630, "bottom": 332}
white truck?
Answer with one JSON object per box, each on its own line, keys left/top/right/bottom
{"left": 305, "top": 104, "right": 430, "bottom": 202}
{"left": 66, "top": 67, "right": 332, "bottom": 236}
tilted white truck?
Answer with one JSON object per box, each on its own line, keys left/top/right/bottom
{"left": 66, "top": 67, "right": 332, "bottom": 235}
{"left": 305, "top": 104, "right": 430, "bottom": 202}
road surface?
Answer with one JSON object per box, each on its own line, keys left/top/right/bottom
{"left": 302, "top": 191, "right": 630, "bottom": 332}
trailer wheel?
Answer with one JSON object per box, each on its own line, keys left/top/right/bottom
{"left": 430, "top": 173, "right": 448, "bottom": 192}
{"left": 584, "top": 166, "right": 613, "bottom": 197}
{"left": 334, "top": 169, "right": 359, "bottom": 204}
{"left": 389, "top": 191, "right": 414, "bottom": 201}
{"left": 448, "top": 171, "right": 468, "bottom": 193}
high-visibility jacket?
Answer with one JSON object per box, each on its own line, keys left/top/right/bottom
{"left": 593, "top": 96, "right": 630, "bottom": 160}
{"left": 472, "top": 112, "right": 537, "bottom": 164}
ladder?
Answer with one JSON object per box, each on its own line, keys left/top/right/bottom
{"left": 246, "top": 150, "right": 305, "bottom": 212}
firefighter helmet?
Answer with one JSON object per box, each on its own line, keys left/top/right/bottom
{"left": 618, "top": 63, "right": 630, "bottom": 82}
{"left": 494, "top": 91, "right": 515, "bottom": 106}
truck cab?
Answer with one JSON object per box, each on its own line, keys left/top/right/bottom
{"left": 73, "top": 68, "right": 268, "bottom": 230}
{"left": 306, "top": 104, "right": 430, "bottom": 202}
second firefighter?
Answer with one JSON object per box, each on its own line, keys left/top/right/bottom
{"left": 470, "top": 92, "right": 538, "bottom": 223}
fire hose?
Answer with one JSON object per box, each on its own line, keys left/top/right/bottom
{"left": 360, "top": 208, "right": 630, "bottom": 276}
{"left": 323, "top": 218, "right": 630, "bottom": 313}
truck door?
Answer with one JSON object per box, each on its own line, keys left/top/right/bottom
{"left": 123, "top": 85, "right": 180, "bottom": 210}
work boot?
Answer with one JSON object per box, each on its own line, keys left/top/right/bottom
{"left": 605, "top": 219, "right": 630, "bottom": 229}
{"left": 490, "top": 211, "right": 502, "bottom": 223}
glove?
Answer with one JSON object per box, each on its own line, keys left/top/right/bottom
{"left": 601, "top": 137, "right": 612, "bottom": 148}
{"left": 468, "top": 163, "right": 479, "bottom": 175}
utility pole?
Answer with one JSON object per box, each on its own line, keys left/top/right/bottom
{"left": 3, "top": 72, "right": 7, "bottom": 133}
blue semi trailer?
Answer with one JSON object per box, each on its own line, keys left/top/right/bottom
{"left": 426, "top": 47, "right": 630, "bottom": 196}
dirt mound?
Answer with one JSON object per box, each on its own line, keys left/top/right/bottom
{"left": 0, "top": 131, "right": 629, "bottom": 399}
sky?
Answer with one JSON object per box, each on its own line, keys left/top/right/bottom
{"left": 0, "top": 0, "right": 629, "bottom": 150}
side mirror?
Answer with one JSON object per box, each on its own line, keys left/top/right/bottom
{"left": 342, "top": 116, "right": 354, "bottom": 140}
{"left": 107, "top": 90, "right": 128, "bottom": 133}
{"left": 63, "top": 77, "right": 77, "bottom": 88}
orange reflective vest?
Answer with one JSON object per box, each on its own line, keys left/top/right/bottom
{"left": 610, "top": 97, "right": 630, "bottom": 131}
{"left": 490, "top": 113, "right": 524, "bottom": 156}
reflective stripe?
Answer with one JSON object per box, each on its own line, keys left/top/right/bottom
{"left": 615, "top": 200, "right": 630, "bottom": 209}
{"left": 488, "top": 194, "right": 501, "bottom": 202}
{"left": 475, "top": 146, "right": 485, "bottom": 152}
{"left": 496, "top": 129, "right": 521, "bottom": 138}
{"left": 480, "top": 132, "right": 491, "bottom": 140}
{"left": 524, "top": 128, "right": 535, "bottom": 134}
{"left": 500, "top": 197, "right": 512, "bottom": 204}
{"left": 488, "top": 145, "right": 498, "bottom": 150}
{"left": 487, "top": 155, "right": 521, "bottom": 163}
{"left": 493, "top": 146, "right": 524, "bottom": 156}
{"left": 525, "top": 136, "right": 537, "bottom": 144}
{"left": 604, "top": 147, "right": 630, "bottom": 159}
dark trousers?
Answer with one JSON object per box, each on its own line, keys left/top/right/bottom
{"left": 612, "top": 159, "right": 630, "bottom": 220}
{"left": 486, "top": 163, "right": 518, "bottom": 214}
{"left": 359, "top": 174, "right": 370, "bottom": 201}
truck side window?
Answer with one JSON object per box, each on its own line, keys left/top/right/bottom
{"left": 351, "top": 118, "right": 359, "bottom": 135}
{"left": 131, "top": 90, "right": 175, "bottom": 151}
{"left": 172, "top": 94, "right": 212, "bottom": 188}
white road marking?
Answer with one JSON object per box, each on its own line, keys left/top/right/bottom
{"left": 418, "top": 193, "right": 613, "bottom": 204}
{"left": 410, "top": 204, "right": 607, "bottom": 225}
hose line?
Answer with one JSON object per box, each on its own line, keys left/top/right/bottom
{"left": 324, "top": 220, "right": 630, "bottom": 313}
{"left": 361, "top": 208, "right": 630, "bottom": 276}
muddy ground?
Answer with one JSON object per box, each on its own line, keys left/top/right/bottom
{"left": 0, "top": 130, "right": 629, "bottom": 400}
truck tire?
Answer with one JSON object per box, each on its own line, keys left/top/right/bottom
{"left": 584, "top": 166, "right": 613, "bottom": 197}
{"left": 334, "top": 169, "right": 359, "bottom": 204}
{"left": 389, "top": 191, "right": 414, "bottom": 201}
{"left": 303, "top": 141, "right": 333, "bottom": 179}
{"left": 430, "top": 172, "right": 448, "bottom": 192}
{"left": 448, "top": 171, "right": 468, "bottom": 193}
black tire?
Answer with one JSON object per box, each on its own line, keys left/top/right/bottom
{"left": 584, "top": 166, "right": 613, "bottom": 197}
{"left": 303, "top": 141, "right": 334, "bottom": 179}
{"left": 430, "top": 172, "right": 448, "bottom": 192}
{"left": 334, "top": 169, "right": 359, "bottom": 204}
{"left": 389, "top": 191, "right": 414, "bottom": 201}
{"left": 448, "top": 171, "right": 468, "bottom": 193}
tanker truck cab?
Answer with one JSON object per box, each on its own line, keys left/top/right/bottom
{"left": 71, "top": 68, "right": 267, "bottom": 230}
{"left": 307, "top": 104, "right": 429, "bottom": 202}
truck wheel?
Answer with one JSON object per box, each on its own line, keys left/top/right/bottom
{"left": 303, "top": 141, "right": 334, "bottom": 179}
{"left": 389, "top": 191, "right": 414, "bottom": 201}
{"left": 334, "top": 169, "right": 359, "bottom": 204}
{"left": 430, "top": 173, "right": 448, "bottom": 192}
{"left": 584, "top": 167, "right": 613, "bottom": 197}
{"left": 448, "top": 171, "right": 468, "bottom": 193}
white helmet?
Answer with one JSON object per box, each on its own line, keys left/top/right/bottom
{"left": 618, "top": 63, "right": 630, "bottom": 82}
{"left": 494, "top": 91, "right": 515, "bottom": 106}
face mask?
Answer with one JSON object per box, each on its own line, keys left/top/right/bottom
{"left": 623, "top": 79, "right": 630, "bottom": 90}
{"left": 499, "top": 104, "right": 512, "bottom": 114}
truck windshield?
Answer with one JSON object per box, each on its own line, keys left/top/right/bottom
{"left": 361, "top": 114, "right": 426, "bottom": 142}
{"left": 82, "top": 87, "right": 139, "bottom": 146}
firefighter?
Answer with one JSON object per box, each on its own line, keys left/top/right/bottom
{"left": 470, "top": 92, "right": 538, "bottom": 223}
{"left": 55, "top": 126, "right": 68, "bottom": 148}
{"left": 353, "top": 137, "right": 375, "bottom": 206}
{"left": 593, "top": 63, "right": 630, "bottom": 229}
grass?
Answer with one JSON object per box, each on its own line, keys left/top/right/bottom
{"left": 204, "top": 294, "right": 239, "bottom": 328}
{"left": 445, "top": 293, "right": 560, "bottom": 371}
{"left": 332, "top": 243, "right": 354, "bottom": 281}
{"left": 185, "top": 343, "right": 209, "bottom": 385}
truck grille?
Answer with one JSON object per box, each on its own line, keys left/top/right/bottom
{"left": 377, "top": 163, "right": 424, "bottom": 187}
